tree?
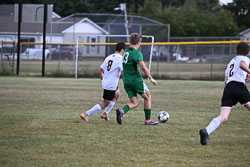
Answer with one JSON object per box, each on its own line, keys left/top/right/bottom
{"left": 53, "top": 0, "right": 93, "bottom": 17}
{"left": 223, "top": 0, "right": 250, "bottom": 31}
{"left": 195, "top": 0, "right": 221, "bottom": 13}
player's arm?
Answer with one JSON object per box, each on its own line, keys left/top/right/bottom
{"left": 224, "top": 76, "right": 228, "bottom": 85}
{"left": 245, "top": 74, "right": 250, "bottom": 83}
{"left": 99, "top": 68, "right": 104, "bottom": 80}
{"left": 120, "top": 70, "right": 123, "bottom": 78}
{"left": 240, "top": 61, "right": 250, "bottom": 74}
{"left": 138, "top": 61, "right": 157, "bottom": 85}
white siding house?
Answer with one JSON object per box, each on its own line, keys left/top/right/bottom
{"left": 0, "top": 5, "right": 109, "bottom": 58}
{"left": 239, "top": 28, "right": 250, "bottom": 41}
{"left": 62, "top": 18, "right": 109, "bottom": 57}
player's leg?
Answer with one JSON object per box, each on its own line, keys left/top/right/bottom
{"left": 81, "top": 100, "right": 108, "bottom": 121}
{"left": 81, "top": 89, "right": 114, "bottom": 122}
{"left": 116, "top": 83, "right": 138, "bottom": 124}
{"left": 140, "top": 91, "right": 151, "bottom": 119}
{"left": 200, "top": 83, "right": 234, "bottom": 145}
{"left": 216, "top": 107, "right": 231, "bottom": 124}
{"left": 103, "top": 88, "right": 120, "bottom": 115}
{"left": 239, "top": 84, "right": 250, "bottom": 111}
{"left": 116, "top": 96, "right": 139, "bottom": 124}
{"left": 200, "top": 107, "right": 231, "bottom": 145}
{"left": 127, "top": 97, "right": 140, "bottom": 110}
{"left": 122, "top": 85, "right": 139, "bottom": 113}
{"left": 139, "top": 83, "right": 158, "bottom": 125}
{"left": 119, "top": 83, "right": 139, "bottom": 114}
{"left": 101, "top": 88, "right": 121, "bottom": 120}
{"left": 84, "top": 97, "right": 110, "bottom": 116}
{"left": 243, "top": 103, "right": 250, "bottom": 111}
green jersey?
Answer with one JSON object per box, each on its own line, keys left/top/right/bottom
{"left": 122, "top": 47, "right": 144, "bottom": 83}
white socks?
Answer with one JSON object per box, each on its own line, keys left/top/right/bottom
{"left": 104, "top": 101, "right": 115, "bottom": 115}
{"left": 85, "top": 101, "right": 116, "bottom": 117}
{"left": 206, "top": 118, "right": 220, "bottom": 135}
{"left": 85, "top": 104, "right": 102, "bottom": 116}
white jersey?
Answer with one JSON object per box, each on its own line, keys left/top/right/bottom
{"left": 100, "top": 53, "right": 123, "bottom": 90}
{"left": 225, "top": 55, "right": 250, "bottom": 84}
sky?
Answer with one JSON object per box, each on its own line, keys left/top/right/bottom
{"left": 219, "top": 0, "right": 233, "bottom": 5}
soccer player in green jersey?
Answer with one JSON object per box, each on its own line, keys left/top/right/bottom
{"left": 116, "top": 33, "right": 158, "bottom": 125}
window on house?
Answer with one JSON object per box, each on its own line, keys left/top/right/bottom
{"left": 87, "top": 37, "right": 99, "bottom": 54}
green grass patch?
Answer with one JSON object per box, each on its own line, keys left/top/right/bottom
{"left": 0, "top": 77, "right": 249, "bottom": 167}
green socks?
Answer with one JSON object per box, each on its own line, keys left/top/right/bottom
{"left": 122, "top": 105, "right": 130, "bottom": 114}
{"left": 122, "top": 105, "right": 151, "bottom": 120}
{"left": 144, "top": 109, "right": 151, "bottom": 120}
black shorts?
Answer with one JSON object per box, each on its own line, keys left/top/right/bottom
{"left": 103, "top": 88, "right": 118, "bottom": 101}
{"left": 221, "top": 81, "right": 250, "bottom": 107}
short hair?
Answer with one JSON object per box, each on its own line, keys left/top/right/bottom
{"left": 236, "top": 42, "right": 250, "bottom": 56}
{"left": 130, "top": 33, "right": 142, "bottom": 45}
{"left": 115, "top": 41, "right": 127, "bottom": 52}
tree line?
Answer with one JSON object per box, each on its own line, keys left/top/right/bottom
{"left": 2, "top": 0, "right": 250, "bottom": 36}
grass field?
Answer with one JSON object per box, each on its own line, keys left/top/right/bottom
{"left": 0, "top": 77, "right": 249, "bottom": 167}
{"left": 1, "top": 59, "right": 226, "bottom": 80}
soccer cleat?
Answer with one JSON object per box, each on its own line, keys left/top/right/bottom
{"left": 100, "top": 113, "right": 110, "bottom": 121}
{"left": 199, "top": 128, "right": 209, "bottom": 145}
{"left": 80, "top": 113, "right": 88, "bottom": 122}
{"left": 145, "top": 119, "right": 158, "bottom": 125}
{"left": 116, "top": 108, "right": 123, "bottom": 124}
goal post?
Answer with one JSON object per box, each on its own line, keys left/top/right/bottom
{"left": 75, "top": 34, "right": 155, "bottom": 79}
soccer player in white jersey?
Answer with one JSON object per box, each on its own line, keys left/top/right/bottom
{"left": 200, "top": 42, "right": 250, "bottom": 145}
{"left": 80, "top": 42, "right": 126, "bottom": 121}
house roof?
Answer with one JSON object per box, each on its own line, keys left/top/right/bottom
{"left": 0, "top": 4, "right": 166, "bottom": 38}
{"left": 239, "top": 28, "right": 250, "bottom": 35}
{"left": 0, "top": 15, "right": 65, "bottom": 34}
{"left": 0, "top": 5, "right": 108, "bottom": 35}
{"left": 62, "top": 18, "right": 109, "bottom": 34}
{"left": 0, "top": 15, "right": 108, "bottom": 35}
{"left": 57, "top": 13, "right": 165, "bottom": 26}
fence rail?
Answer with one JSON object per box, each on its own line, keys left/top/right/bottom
{"left": 0, "top": 40, "right": 249, "bottom": 80}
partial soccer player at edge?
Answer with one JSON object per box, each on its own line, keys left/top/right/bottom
{"left": 116, "top": 33, "right": 158, "bottom": 125}
{"left": 80, "top": 42, "right": 127, "bottom": 122}
{"left": 200, "top": 42, "right": 250, "bottom": 145}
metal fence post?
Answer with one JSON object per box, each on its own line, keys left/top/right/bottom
{"left": 157, "top": 53, "right": 160, "bottom": 75}
{"left": 12, "top": 41, "right": 15, "bottom": 72}
{"left": 58, "top": 45, "right": 61, "bottom": 72}
{"left": 0, "top": 41, "right": 3, "bottom": 72}
{"left": 210, "top": 47, "right": 214, "bottom": 78}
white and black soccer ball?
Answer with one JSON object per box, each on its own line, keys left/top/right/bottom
{"left": 157, "top": 111, "right": 170, "bottom": 123}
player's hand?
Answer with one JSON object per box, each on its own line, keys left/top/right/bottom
{"left": 245, "top": 74, "right": 250, "bottom": 83}
{"left": 148, "top": 78, "right": 157, "bottom": 85}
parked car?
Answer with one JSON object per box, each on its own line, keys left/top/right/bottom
{"left": 22, "top": 48, "right": 50, "bottom": 60}
{"left": 48, "top": 47, "right": 82, "bottom": 60}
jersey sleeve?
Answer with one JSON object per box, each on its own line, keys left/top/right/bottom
{"left": 100, "top": 58, "right": 107, "bottom": 70}
{"left": 241, "top": 56, "right": 250, "bottom": 66}
{"left": 225, "top": 68, "right": 229, "bottom": 77}
{"left": 119, "top": 57, "right": 123, "bottom": 71}
{"left": 137, "top": 51, "right": 143, "bottom": 62}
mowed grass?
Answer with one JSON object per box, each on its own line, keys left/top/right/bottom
{"left": 0, "top": 77, "right": 249, "bottom": 167}
{"left": 2, "top": 59, "right": 226, "bottom": 79}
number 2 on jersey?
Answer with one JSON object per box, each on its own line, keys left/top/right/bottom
{"left": 229, "top": 64, "right": 234, "bottom": 77}
{"left": 107, "top": 60, "right": 113, "bottom": 71}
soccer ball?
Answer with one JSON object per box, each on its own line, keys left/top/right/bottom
{"left": 157, "top": 111, "right": 170, "bottom": 123}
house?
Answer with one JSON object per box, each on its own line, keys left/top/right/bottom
{"left": 0, "top": 4, "right": 168, "bottom": 59}
{"left": 239, "top": 28, "right": 250, "bottom": 41}
{"left": 0, "top": 4, "right": 109, "bottom": 58}
{"left": 60, "top": 18, "right": 109, "bottom": 57}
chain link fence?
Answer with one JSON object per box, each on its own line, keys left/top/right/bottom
{"left": 1, "top": 39, "right": 248, "bottom": 80}
{"left": 0, "top": 4, "right": 249, "bottom": 80}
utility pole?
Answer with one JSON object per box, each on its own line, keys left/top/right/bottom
{"left": 114, "top": 3, "right": 129, "bottom": 42}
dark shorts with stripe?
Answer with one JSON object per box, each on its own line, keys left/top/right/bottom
{"left": 103, "top": 87, "right": 118, "bottom": 101}
{"left": 221, "top": 81, "right": 250, "bottom": 107}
